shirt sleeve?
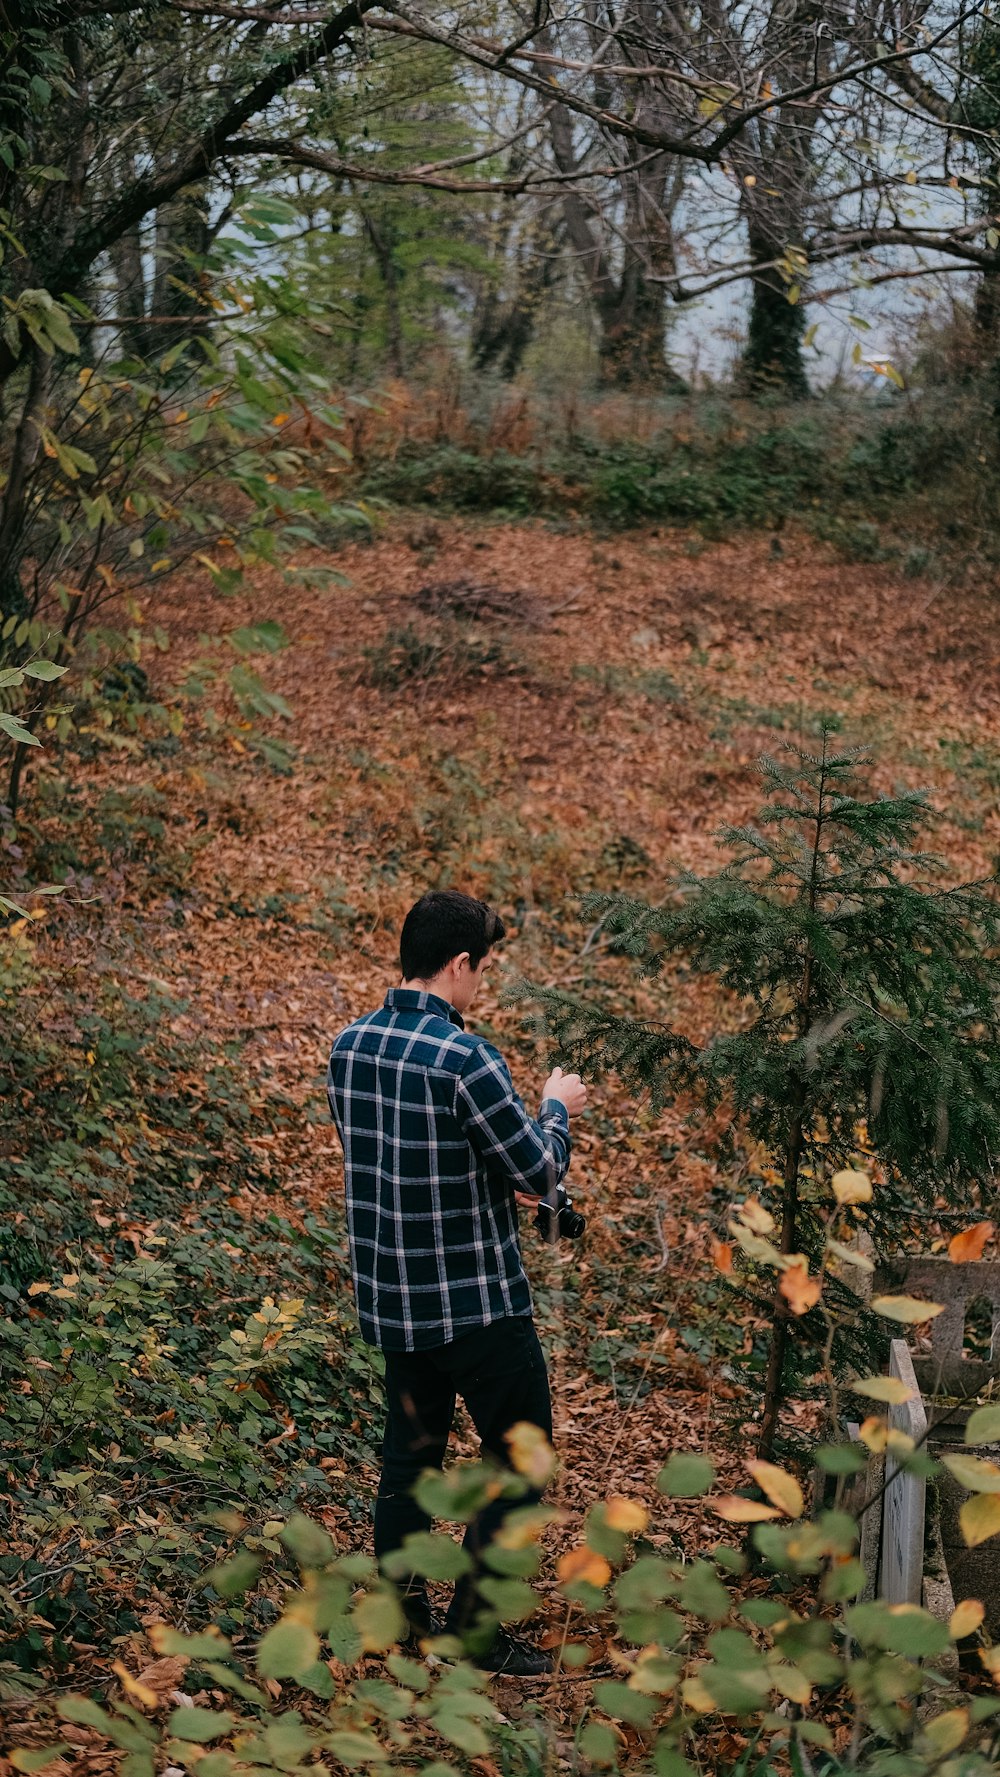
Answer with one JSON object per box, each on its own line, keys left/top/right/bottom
{"left": 455, "top": 1043, "right": 571, "bottom": 1197}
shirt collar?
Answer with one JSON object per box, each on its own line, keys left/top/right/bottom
{"left": 384, "top": 986, "right": 465, "bottom": 1029}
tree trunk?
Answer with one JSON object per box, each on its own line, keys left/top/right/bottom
{"left": 471, "top": 220, "right": 558, "bottom": 380}
{"left": 0, "top": 346, "right": 52, "bottom": 620}
{"left": 739, "top": 226, "right": 809, "bottom": 399}
{"left": 151, "top": 188, "right": 212, "bottom": 364}
{"left": 359, "top": 204, "right": 405, "bottom": 377}
{"left": 597, "top": 246, "right": 680, "bottom": 388}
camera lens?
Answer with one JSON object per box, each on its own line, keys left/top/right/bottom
{"left": 559, "top": 1206, "right": 586, "bottom": 1240}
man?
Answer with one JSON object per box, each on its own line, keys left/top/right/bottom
{"left": 327, "top": 889, "right": 587, "bottom": 1676}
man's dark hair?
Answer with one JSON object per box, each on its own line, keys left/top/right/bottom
{"left": 400, "top": 891, "right": 505, "bottom": 980}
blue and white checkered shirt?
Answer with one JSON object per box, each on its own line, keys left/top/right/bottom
{"left": 327, "top": 987, "right": 571, "bottom": 1351}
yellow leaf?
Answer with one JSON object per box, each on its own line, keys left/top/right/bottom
{"left": 27, "top": 1281, "right": 51, "bottom": 1296}
{"left": 831, "top": 1169, "right": 873, "bottom": 1205}
{"left": 921, "top": 1708, "right": 968, "bottom": 1756}
{"left": 770, "top": 1663, "right": 811, "bottom": 1704}
{"left": 871, "top": 1295, "right": 945, "bottom": 1324}
{"left": 557, "top": 1546, "right": 611, "bottom": 1589}
{"left": 942, "top": 1453, "right": 1000, "bottom": 1494}
{"left": 980, "top": 1644, "right": 1000, "bottom": 1681}
{"left": 850, "top": 1376, "right": 915, "bottom": 1405}
{"left": 745, "top": 1461, "right": 804, "bottom": 1519}
{"left": 827, "top": 1237, "right": 875, "bottom": 1274}
{"left": 949, "top": 1599, "right": 985, "bottom": 1639}
{"left": 729, "top": 1222, "right": 784, "bottom": 1267}
{"left": 506, "top": 1421, "right": 558, "bottom": 1488}
{"left": 272, "top": 412, "right": 290, "bottom": 426}
{"left": 681, "top": 1674, "right": 715, "bottom": 1713}
{"left": 960, "top": 1492, "right": 1000, "bottom": 1548}
{"left": 711, "top": 1495, "right": 781, "bottom": 1523}
{"left": 744, "top": 174, "right": 757, "bottom": 187}
{"left": 112, "top": 1659, "right": 158, "bottom": 1710}
{"left": 604, "top": 1497, "right": 649, "bottom": 1533}
{"left": 738, "top": 1197, "right": 774, "bottom": 1234}
{"left": 949, "top": 1222, "right": 994, "bottom": 1263}
{"left": 858, "top": 1416, "right": 888, "bottom": 1451}
{"left": 780, "top": 1261, "right": 821, "bottom": 1316}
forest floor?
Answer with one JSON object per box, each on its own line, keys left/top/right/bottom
{"left": 8, "top": 514, "right": 1000, "bottom": 1765}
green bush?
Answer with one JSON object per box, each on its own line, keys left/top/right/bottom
{"left": 0, "top": 930, "right": 380, "bottom": 1684}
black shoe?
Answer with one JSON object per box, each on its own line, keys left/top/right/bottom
{"left": 399, "top": 1611, "right": 443, "bottom": 1655}
{"left": 474, "top": 1628, "right": 554, "bottom": 1677}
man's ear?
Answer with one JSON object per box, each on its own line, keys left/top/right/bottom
{"left": 453, "top": 951, "right": 472, "bottom": 975}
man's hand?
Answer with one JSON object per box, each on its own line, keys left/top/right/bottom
{"left": 542, "top": 1065, "right": 587, "bottom": 1117}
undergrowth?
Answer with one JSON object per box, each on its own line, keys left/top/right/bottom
{"left": 351, "top": 384, "right": 1000, "bottom": 573}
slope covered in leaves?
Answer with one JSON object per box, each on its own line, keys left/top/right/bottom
{"left": 3, "top": 516, "right": 1000, "bottom": 1761}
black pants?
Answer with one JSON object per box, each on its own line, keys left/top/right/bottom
{"left": 374, "top": 1315, "right": 552, "bottom": 1642}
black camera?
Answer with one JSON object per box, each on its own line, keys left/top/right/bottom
{"left": 535, "top": 1186, "right": 586, "bottom": 1243}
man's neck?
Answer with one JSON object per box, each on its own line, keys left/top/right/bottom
{"left": 400, "top": 977, "right": 456, "bottom": 1008}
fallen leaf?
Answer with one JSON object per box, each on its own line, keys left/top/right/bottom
{"left": 949, "top": 1222, "right": 994, "bottom": 1263}
{"left": 112, "top": 1660, "right": 159, "bottom": 1710}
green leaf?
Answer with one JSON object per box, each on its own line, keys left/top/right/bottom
{"left": 815, "top": 1444, "right": 865, "bottom": 1475}
{"left": 325, "top": 1730, "right": 391, "bottom": 1765}
{"left": 256, "top": 1617, "right": 320, "bottom": 1679}
{"left": 430, "top": 1709, "right": 492, "bottom": 1756}
{"left": 653, "top": 1746, "right": 699, "bottom": 1777}
{"left": 353, "top": 1587, "right": 406, "bottom": 1652}
{"left": 0, "top": 711, "right": 40, "bottom": 745}
{"left": 580, "top": 1721, "right": 619, "bottom": 1767}
{"left": 657, "top": 1452, "right": 715, "bottom": 1497}
{"left": 200, "top": 1662, "right": 268, "bottom": 1705}
{"left": 56, "top": 1700, "right": 153, "bottom": 1753}
{"left": 21, "top": 660, "right": 66, "bottom": 681}
{"left": 741, "top": 1599, "right": 789, "bottom": 1628}
{"left": 280, "top": 1511, "right": 336, "bottom": 1568}
{"left": 414, "top": 1464, "right": 514, "bottom": 1521}
{"left": 615, "top": 1555, "right": 675, "bottom": 1611}
{"left": 265, "top": 1717, "right": 315, "bottom": 1764}
{"left": 9, "top": 1749, "right": 69, "bottom": 1773}
{"left": 966, "top": 1405, "right": 1000, "bottom": 1445}
{"left": 381, "top": 1530, "right": 472, "bottom": 1582}
{"left": 298, "top": 1660, "right": 335, "bottom": 1697}
{"left": 677, "top": 1561, "right": 731, "bottom": 1622}
{"left": 168, "top": 1707, "right": 237, "bottom": 1744}
{"left": 702, "top": 1660, "right": 772, "bottom": 1713}
{"left": 475, "top": 1575, "right": 537, "bottom": 1620}
{"left": 593, "top": 1681, "right": 658, "bottom": 1727}
{"left": 229, "top": 620, "right": 290, "bottom": 656}
{"left": 203, "top": 1551, "right": 262, "bottom": 1597}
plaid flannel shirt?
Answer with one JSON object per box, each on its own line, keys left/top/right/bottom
{"left": 327, "top": 987, "right": 571, "bottom": 1351}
